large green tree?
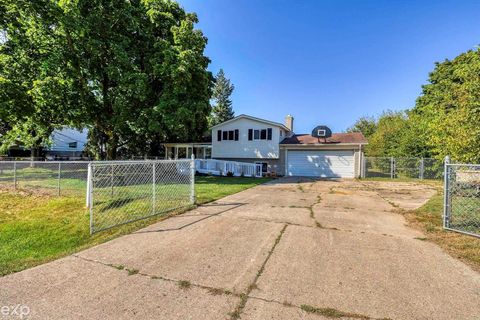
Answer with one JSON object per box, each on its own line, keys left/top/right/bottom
{"left": 411, "top": 48, "right": 480, "bottom": 162}
{"left": 209, "top": 68, "right": 234, "bottom": 127}
{"left": 61, "top": 0, "right": 213, "bottom": 159}
{"left": 0, "top": 0, "right": 74, "bottom": 156}
{"left": 0, "top": 0, "right": 213, "bottom": 159}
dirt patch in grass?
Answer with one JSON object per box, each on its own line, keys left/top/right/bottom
{"left": 402, "top": 193, "right": 480, "bottom": 272}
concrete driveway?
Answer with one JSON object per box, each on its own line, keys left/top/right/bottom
{"left": 1, "top": 179, "right": 480, "bottom": 320}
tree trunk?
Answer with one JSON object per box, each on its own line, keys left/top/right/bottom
{"left": 106, "top": 133, "right": 118, "bottom": 160}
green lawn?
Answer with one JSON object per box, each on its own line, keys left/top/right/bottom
{"left": 405, "top": 193, "right": 480, "bottom": 272}
{"left": 0, "top": 176, "right": 271, "bottom": 276}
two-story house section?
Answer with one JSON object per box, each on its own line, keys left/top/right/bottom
{"left": 211, "top": 114, "right": 292, "bottom": 174}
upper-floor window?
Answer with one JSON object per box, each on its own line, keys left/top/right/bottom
{"left": 248, "top": 128, "right": 272, "bottom": 141}
{"left": 68, "top": 142, "right": 77, "bottom": 149}
{"left": 217, "top": 129, "right": 239, "bottom": 141}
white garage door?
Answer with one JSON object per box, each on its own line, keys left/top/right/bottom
{"left": 287, "top": 150, "right": 355, "bottom": 178}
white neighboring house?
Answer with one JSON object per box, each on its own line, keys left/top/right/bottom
{"left": 163, "top": 114, "right": 368, "bottom": 178}
{"left": 46, "top": 127, "right": 88, "bottom": 158}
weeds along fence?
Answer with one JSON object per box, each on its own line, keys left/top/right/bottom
{"left": 87, "top": 159, "right": 195, "bottom": 234}
{"left": 0, "top": 161, "right": 89, "bottom": 195}
{"left": 362, "top": 157, "right": 443, "bottom": 180}
{"left": 444, "top": 160, "right": 480, "bottom": 238}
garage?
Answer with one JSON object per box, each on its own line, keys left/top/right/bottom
{"left": 286, "top": 150, "right": 355, "bottom": 178}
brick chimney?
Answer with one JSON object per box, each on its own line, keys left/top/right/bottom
{"left": 285, "top": 115, "right": 294, "bottom": 132}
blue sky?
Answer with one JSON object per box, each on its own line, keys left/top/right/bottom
{"left": 179, "top": 0, "right": 480, "bottom": 133}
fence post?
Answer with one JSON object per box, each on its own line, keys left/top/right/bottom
{"left": 110, "top": 164, "right": 114, "bottom": 196}
{"left": 190, "top": 154, "right": 195, "bottom": 204}
{"left": 152, "top": 162, "right": 156, "bottom": 214}
{"left": 390, "top": 157, "right": 394, "bottom": 179}
{"left": 361, "top": 156, "right": 366, "bottom": 178}
{"left": 419, "top": 158, "right": 424, "bottom": 180}
{"left": 86, "top": 163, "right": 92, "bottom": 208}
{"left": 443, "top": 156, "right": 450, "bottom": 229}
{"left": 87, "top": 163, "right": 93, "bottom": 234}
{"left": 13, "top": 161, "right": 17, "bottom": 190}
{"left": 57, "top": 162, "right": 61, "bottom": 196}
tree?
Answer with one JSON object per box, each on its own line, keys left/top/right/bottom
{"left": 209, "top": 69, "right": 234, "bottom": 127}
{"left": 411, "top": 48, "right": 480, "bottom": 162}
{"left": 60, "top": 0, "right": 213, "bottom": 159}
{"left": 365, "top": 111, "right": 408, "bottom": 157}
{"left": 0, "top": 1, "right": 73, "bottom": 156}
{"left": 0, "top": 0, "right": 213, "bottom": 159}
{"left": 346, "top": 116, "right": 377, "bottom": 138}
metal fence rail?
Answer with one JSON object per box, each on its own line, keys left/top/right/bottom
{"left": 88, "top": 158, "right": 195, "bottom": 234}
{"left": 0, "top": 161, "right": 89, "bottom": 195}
{"left": 444, "top": 161, "right": 480, "bottom": 238}
{"left": 362, "top": 157, "right": 443, "bottom": 180}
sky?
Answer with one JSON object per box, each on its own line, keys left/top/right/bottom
{"left": 179, "top": 0, "right": 480, "bottom": 134}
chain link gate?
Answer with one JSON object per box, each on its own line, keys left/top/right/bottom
{"left": 362, "top": 157, "right": 443, "bottom": 180}
{"left": 444, "top": 158, "right": 480, "bottom": 238}
{"left": 87, "top": 158, "right": 195, "bottom": 234}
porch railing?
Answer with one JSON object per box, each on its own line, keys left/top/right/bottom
{"left": 195, "top": 159, "right": 262, "bottom": 177}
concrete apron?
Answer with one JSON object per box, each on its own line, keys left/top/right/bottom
{"left": 1, "top": 178, "right": 479, "bottom": 320}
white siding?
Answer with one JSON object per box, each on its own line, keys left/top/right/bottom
{"left": 286, "top": 150, "right": 355, "bottom": 178}
{"left": 212, "top": 118, "right": 281, "bottom": 159}
{"left": 48, "top": 128, "right": 88, "bottom": 153}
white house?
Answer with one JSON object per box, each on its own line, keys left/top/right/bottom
{"left": 163, "top": 114, "right": 367, "bottom": 178}
{"left": 47, "top": 127, "right": 88, "bottom": 158}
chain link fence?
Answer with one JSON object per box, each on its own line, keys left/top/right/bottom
{"left": 0, "top": 161, "right": 89, "bottom": 195}
{"left": 87, "top": 159, "right": 195, "bottom": 234}
{"left": 362, "top": 157, "right": 443, "bottom": 180}
{"left": 444, "top": 162, "right": 480, "bottom": 238}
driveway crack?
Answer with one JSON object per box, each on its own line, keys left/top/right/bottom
{"left": 228, "top": 224, "right": 288, "bottom": 320}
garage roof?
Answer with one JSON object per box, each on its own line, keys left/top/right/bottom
{"left": 280, "top": 132, "right": 367, "bottom": 145}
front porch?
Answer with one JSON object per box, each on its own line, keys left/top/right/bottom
{"left": 163, "top": 143, "right": 212, "bottom": 160}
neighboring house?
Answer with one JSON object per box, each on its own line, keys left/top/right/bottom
{"left": 164, "top": 114, "right": 367, "bottom": 178}
{"left": 4, "top": 127, "right": 88, "bottom": 159}
{"left": 46, "top": 127, "right": 88, "bottom": 158}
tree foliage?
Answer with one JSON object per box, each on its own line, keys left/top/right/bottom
{"left": 411, "top": 48, "right": 480, "bottom": 162}
{"left": 209, "top": 68, "right": 234, "bottom": 127}
{"left": 0, "top": 0, "right": 213, "bottom": 159}
{"left": 0, "top": 0, "right": 73, "bottom": 156}
{"left": 351, "top": 48, "right": 480, "bottom": 162}
{"left": 346, "top": 116, "right": 377, "bottom": 139}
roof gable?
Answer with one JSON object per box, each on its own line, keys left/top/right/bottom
{"left": 212, "top": 114, "right": 290, "bottom": 131}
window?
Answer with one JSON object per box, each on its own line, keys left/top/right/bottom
{"left": 68, "top": 142, "right": 77, "bottom": 149}
{"left": 249, "top": 128, "right": 273, "bottom": 140}
{"left": 218, "top": 130, "right": 239, "bottom": 141}
{"left": 260, "top": 129, "right": 267, "bottom": 140}
{"left": 317, "top": 129, "right": 326, "bottom": 136}
{"left": 280, "top": 130, "right": 283, "bottom": 137}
